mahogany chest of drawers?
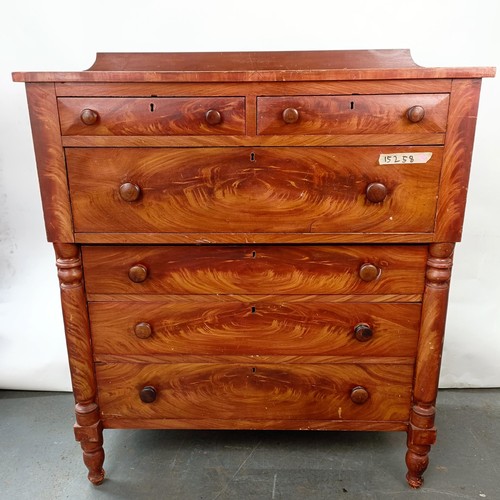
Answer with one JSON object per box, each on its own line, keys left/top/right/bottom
{"left": 13, "top": 50, "right": 495, "bottom": 488}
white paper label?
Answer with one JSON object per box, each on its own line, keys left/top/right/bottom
{"left": 378, "top": 152, "right": 433, "bottom": 165}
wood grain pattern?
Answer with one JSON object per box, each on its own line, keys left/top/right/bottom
{"left": 58, "top": 97, "right": 245, "bottom": 136}
{"left": 14, "top": 51, "right": 494, "bottom": 487}
{"left": 86, "top": 293, "right": 423, "bottom": 303}
{"left": 88, "top": 301, "right": 421, "bottom": 357}
{"left": 94, "top": 354, "right": 415, "bottom": 365}
{"left": 81, "top": 244, "right": 428, "bottom": 295}
{"left": 54, "top": 244, "right": 96, "bottom": 405}
{"left": 406, "top": 243, "right": 454, "bottom": 488}
{"left": 54, "top": 80, "right": 453, "bottom": 97}
{"left": 434, "top": 80, "right": 482, "bottom": 241}
{"left": 96, "top": 362, "right": 413, "bottom": 422}
{"left": 54, "top": 243, "right": 104, "bottom": 484}
{"left": 86, "top": 50, "right": 421, "bottom": 72}
{"left": 12, "top": 50, "right": 495, "bottom": 82}
{"left": 25, "top": 84, "right": 73, "bottom": 242}
{"left": 66, "top": 147, "right": 443, "bottom": 234}
{"left": 61, "top": 133, "right": 446, "bottom": 147}
{"left": 17, "top": 68, "right": 496, "bottom": 83}
{"left": 102, "top": 418, "right": 408, "bottom": 431}
{"left": 257, "top": 95, "right": 449, "bottom": 135}
{"left": 75, "top": 232, "right": 435, "bottom": 245}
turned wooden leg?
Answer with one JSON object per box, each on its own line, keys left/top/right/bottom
{"left": 74, "top": 403, "right": 105, "bottom": 484}
{"left": 406, "top": 444, "right": 431, "bottom": 488}
{"left": 55, "top": 243, "right": 105, "bottom": 484}
{"left": 406, "top": 243, "right": 454, "bottom": 488}
{"left": 406, "top": 406, "right": 436, "bottom": 488}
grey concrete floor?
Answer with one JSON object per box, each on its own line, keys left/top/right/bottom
{"left": 0, "top": 389, "right": 499, "bottom": 500}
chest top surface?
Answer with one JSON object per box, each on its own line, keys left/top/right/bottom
{"left": 12, "top": 49, "right": 495, "bottom": 82}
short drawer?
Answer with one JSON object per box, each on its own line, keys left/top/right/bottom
{"left": 96, "top": 363, "right": 413, "bottom": 421}
{"left": 257, "top": 94, "right": 449, "bottom": 135}
{"left": 66, "top": 147, "right": 443, "bottom": 234}
{"left": 58, "top": 97, "right": 245, "bottom": 135}
{"left": 89, "top": 301, "right": 421, "bottom": 357}
{"left": 82, "top": 245, "right": 428, "bottom": 295}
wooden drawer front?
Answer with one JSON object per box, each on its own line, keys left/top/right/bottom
{"left": 96, "top": 363, "right": 413, "bottom": 421}
{"left": 89, "top": 301, "right": 420, "bottom": 357}
{"left": 66, "top": 147, "right": 442, "bottom": 234}
{"left": 82, "top": 245, "right": 427, "bottom": 295}
{"left": 257, "top": 94, "right": 449, "bottom": 135}
{"left": 58, "top": 97, "right": 245, "bottom": 135}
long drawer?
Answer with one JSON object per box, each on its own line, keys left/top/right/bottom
{"left": 96, "top": 363, "right": 413, "bottom": 422}
{"left": 82, "top": 245, "right": 428, "bottom": 295}
{"left": 66, "top": 147, "right": 443, "bottom": 234}
{"left": 89, "top": 301, "right": 421, "bottom": 357}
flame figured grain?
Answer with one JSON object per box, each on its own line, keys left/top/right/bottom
{"left": 58, "top": 97, "right": 245, "bottom": 136}
{"left": 96, "top": 362, "right": 413, "bottom": 422}
{"left": 82, "top": 245, "right": 428, "bottom": 295}
{"left": 26, "top": 84, "right": 73, "bottom": 242}
{"left": 257, "top": 95, "right": 449, "bottom": 135}
{"left": 66, "top": 147, "right": 443, "bottom": 234}
{"left": 88, "top": 301, "right": 421, "bottom": 357}
{"left": 434, "top": 80, "right": 482, "bottom": 241}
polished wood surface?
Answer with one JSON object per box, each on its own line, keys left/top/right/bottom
{"left": 12, "top": 50, "right": 495, "bottom": 82}
{"left": 96, "top": 362, "right": 413, "bottom": 421}
{"left": 61, "top": 133, "right": 447, "bottom": 148}
{"left": 54, "top": 80, "right": 454, "bottom": 97}
{"left": 406, "top": 243, "right": 454, "bottom": 488}
{"left": 86, "top": 50, "right": 422, "bottom": 72}
{"left": 66, "top": 147, "right": 443, "bottom": 234}
{"left": 434, "top": 79, "right": 482, "bottom": 241}
{"left": 82, "top": 245, "right": 428, "bottom": 295}
{"left": 87, "top": 293, "right": 423, "bottom": 304}
{"left": 80, "top": 108, "right": 98, "bottom": 125}
{"left": 14, "top": 51, "right": 494, "bottom": 487}
{"left": 54, "top": 244, "right": 104, "bottom": 484}
{"left": 25, "top": 84, "right": 73, "bottom": 242}
{"left": 88, "top": 301, "right": 420, "bottom": 357}
{"left": 75, "top": 232, "right": 436, "bottom": 245}
{"left": 59, "top": 97, "right": 245, "bottom": 136}
{"left": 257, "top": 95, "right": 448, "bottom": 135}
{"left": 102, "top": 417, "right": 408, "bottom": 432}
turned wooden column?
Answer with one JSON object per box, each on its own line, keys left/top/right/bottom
{"left": 54, "top": 243, "right": 105, "bottom": 485}
{"left": 406, "top": 242, "right": 454, "bottom": 488}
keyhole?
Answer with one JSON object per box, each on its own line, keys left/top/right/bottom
{"left": 251, "top": 306, "right": 256, "bottom": 314}
{"left": 251, "top": 367, "right": 257, "bottom": 373}
{"left": 250, "top": 152, "right": 256, "bottom": 162}
{"left": 252, "top": 251, "right": 256, "bottom": 258}
{"left": 350, "top": 101, "right": 355, "bottom": 110}
{"left": 150, "top": 103, "right": 155, "bottom": 112}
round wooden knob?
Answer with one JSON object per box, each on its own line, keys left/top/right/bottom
{"left": 282, "top": 108, "right": 299, "bottom": 124}
{"left": 366, "top": 182, "right": 388, "bottom": 203}
{"left": 80, "top": 108, "right": 98, "bottom": 125}
{"left": 354, "top": 323, "right": 373, "bottom": 342}
{"left": 406, "top": 105, "right": 425, "bottom": 123}
{"left": 350, "top": 386, "right": 369, "bottom": 404}
{"left": 140, "top": 386, "right": 157, "bottom": 403}
{"left": 205, "top": 109, "right": 222, "bottom": 125}
{"left": 119, "top": 182, "right": 141, "bottom": 202}
{"left": 128, "top": 264, "right": 148, "bottom": 283}
{"left": 134, "top": 322, "right": 152, "bottom": 339}
{"left": 359, "top": 263, "right": 380, "bottom": 282}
